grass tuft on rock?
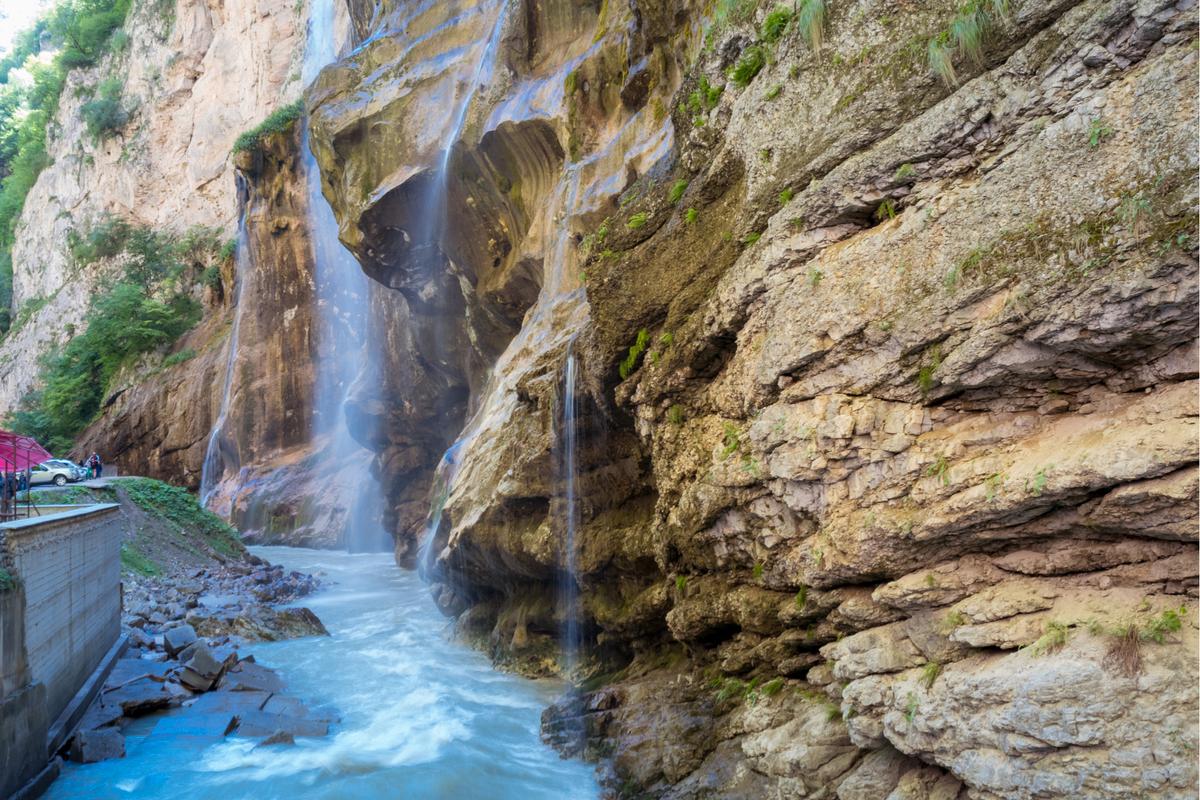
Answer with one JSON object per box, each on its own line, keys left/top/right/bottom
{"left": 797, "top": 0, "right": 827, "bottom": 50}
{"left": 233, "top": 99, "right": 304, "bottom": 155}
{"left": 618, "top": 329, "right": 651, "bottom": 379}
{"left": 120, "top": 542, "right": 161, "bottom": 576}
{"left": 729, "top": 45, "right": 767, "bottom": 87}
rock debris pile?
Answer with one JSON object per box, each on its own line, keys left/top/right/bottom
{"left": 66, "top": 556, "right": 333, "bottom": 764}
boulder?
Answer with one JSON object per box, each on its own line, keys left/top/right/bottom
{"left": 258, "top": 730, "right": 296, "bottom": 747}
{"left": 68, "top": 728, "right": 125, "bottom": 763}
{"left": 105, "top": 678, "right": 173, "bottom": 716}
{"left": 231, "top": 710, "right": 329, "bottom": 738}
{"left": 179, "top": 644, "right": 225, "bottom": 692}
{"left": 188, "top": 690, "right": 271, "bottom": 714}
{"left": 221, "top": 661, "right": 285, "bottom": 694}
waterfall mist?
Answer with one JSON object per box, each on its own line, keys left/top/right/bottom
{"left": 304, "top": 0, "right": 390, "bottom": 552}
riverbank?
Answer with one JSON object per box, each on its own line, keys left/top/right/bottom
{"left": 46, "top": 547, "right": 599, "bottom": 799}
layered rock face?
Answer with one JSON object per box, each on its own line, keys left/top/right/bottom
{"left": 311, "top": 0, "right": 1199, "bottom": 796}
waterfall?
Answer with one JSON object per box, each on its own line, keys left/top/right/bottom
{"left": 304, "top": 0, "right": 390, "bottom": 551}
{"left": 411, "top": 2, "right": 510, "bottom": 569}
{"left": 558, "top": 340, "right": 581, "bottom": 675}
{"left": 417, "top": 440, "right": 463, "bottom": 577}
{"left": 199, "top": 213, "right": 250, "bottom": 508}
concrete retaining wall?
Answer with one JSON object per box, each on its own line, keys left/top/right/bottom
{"left": 0, "top": 588, "right": 48, "bottom": 800}
{"left": 0, "top": 504, "right": 122, "bottom": 797}
{"left": 1, "top": 504, "right": 122, "bottom": 724}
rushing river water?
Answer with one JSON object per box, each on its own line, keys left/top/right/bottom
{"left": 46, "top": 547, "right": 599, "bottom": 799}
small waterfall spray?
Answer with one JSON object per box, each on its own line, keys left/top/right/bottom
{"left": 199, "top": 211, "right": 250, "bottom": 508}
{"left": 417, "top": 440, "right": 463, "bottom": 578}
{"left": 558, "top": 339, "right": 581, "bottom": 675}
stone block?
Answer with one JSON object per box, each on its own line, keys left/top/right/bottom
{"left": 68, "top": 728, "right": 125, "bottom": 763}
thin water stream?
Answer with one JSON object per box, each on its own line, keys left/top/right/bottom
{"left": 199, "top": 218, "right": 251, "bottom": 508}
{"left": 45, "top": 547, "right": 599, "bottom": 799}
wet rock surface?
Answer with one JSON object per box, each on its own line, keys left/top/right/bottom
{"left": 65, "top": 555, "right": 333, "bottom": 764}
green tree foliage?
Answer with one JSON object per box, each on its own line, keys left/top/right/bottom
{"left": 9, "top": 283, "right": 198, "bottom": 453}
{"left": 6, "top": 215, "right": 221, "bottom": 453}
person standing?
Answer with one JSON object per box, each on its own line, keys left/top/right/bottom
{"left": 94, "top": 453, "right": 104, "bottom": 479}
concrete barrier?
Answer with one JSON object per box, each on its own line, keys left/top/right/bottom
{"left": 0, "top": 504, "right": 122, "bottom": 799}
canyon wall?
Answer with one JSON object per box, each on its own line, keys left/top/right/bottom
{"left": 0, "top": 0, "right": 304, "bottom": 416}
{"left": 1, "top": 0, "right": 1195, "bottom": 796}
{"left": 309, "top": 0, "right": 1199, "bottom": 797}
{"left": 1, "top": 0, "right": 381, "bottom": 548}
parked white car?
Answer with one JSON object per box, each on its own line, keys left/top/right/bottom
{"left": 29, "top": 461, "right": 79, "bottom": 486}
{"left": 45, "top": 459, "right": 88, "bottom": 481}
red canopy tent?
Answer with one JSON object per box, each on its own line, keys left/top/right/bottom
{"left": 0, "top": 430, "right": 53, "bottom": 520}
{"left": 0, "top": 430, "right": 52, "bottom": 470}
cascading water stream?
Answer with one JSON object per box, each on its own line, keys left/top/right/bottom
{"left": 558, "top": 339, "right": 581, "bottom": 676}
{"left": 198, "top": 212, "right": 250, "bottom": 508}
{"left": 303, "top": 0, "right": 391, "bottom": 551}
{"left": 412, "top": 0, "right": 511, "bottom": 574}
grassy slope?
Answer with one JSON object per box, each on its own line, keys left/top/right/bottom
{"left": 29, "top": 477, "right": 246, "bottom": 576}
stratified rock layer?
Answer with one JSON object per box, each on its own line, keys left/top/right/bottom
{"left": 311, "top": 0, "right": 1199, "bottom": 797}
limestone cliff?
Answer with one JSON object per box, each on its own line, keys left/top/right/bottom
{"left": 309, "top": 0, "right": 1198, "bottom": 797}
{"left": 0, "top": 0, "right": 305, "bottom": 415}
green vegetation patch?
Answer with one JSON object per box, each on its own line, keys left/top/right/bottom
{"left": 6, "top": 214, "right": 227, "bottom": 451}
{"left": 120, "top": 478, "right": 244, "bottom": 559}
{"left": 80, "top": 76, "right": 127, "bottom": 142}
{"left": 729, "top": 45, "right": 767, "bottom": 87}
{"left": 232, "top": 99, "right": 304, "bottom": 155}
{"left": 668, "top": 179, "right": 689, "bottom": 205}
{"left": 926, "top": 0, "right": 1010, "bottom": 86}
{"left": 618, "top": 328, "right": 650, "bottom": 379}
{"left": 0, "top": 567, "right": 16, "bottom": 592}
{"left": 120, "top": 541, "right": 161, "bottom": 577}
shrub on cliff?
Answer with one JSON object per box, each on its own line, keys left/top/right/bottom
{"left": 232, "top": 99, "right": 304, "bottom": 155}
{"left": 80, "top": 77, "right": 128, "bottom": 141}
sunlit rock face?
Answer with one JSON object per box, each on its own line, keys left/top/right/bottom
{"left": 309, "top": 0, "right": 683, "bottom": 570}
{"left": 315, "top": 0, "right": 1197, "bottom": 796}
{"left": 0, "top": 0, "right": 305, "bottom": 418}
